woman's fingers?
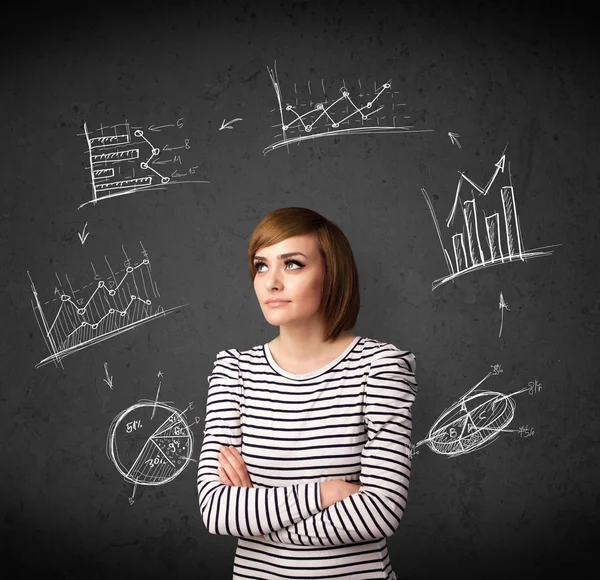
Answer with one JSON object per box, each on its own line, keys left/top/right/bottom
{"left": 218, "top": 466, "right": 233, "bottom": 486}
{"left": 217, "top": 451, "right": 242, "bottom": 486}
{"left": 217, "top": 446, "right": 253, "bottom": 487}
{"left": 222, "top": 446, "right": 250, "bottom": 486}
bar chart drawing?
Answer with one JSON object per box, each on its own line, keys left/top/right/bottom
{"left": 78, "top": 120, "right": 209, "bottom": 209}
{"left": 421, "top": 150, "right": 560, "bottom": 290}
{"left": 263, "top": 62, "right": 433, "bottom": 154}
{"left": 414, "top": 371, "right": 532, "bottom": 458}
{"left": 29, "top": 243, "right": 186, "bottom": 368}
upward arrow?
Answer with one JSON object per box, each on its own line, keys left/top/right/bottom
{"left": 448, "top": 131, "right": 462, "bottom": 148}
{"left": 446, "top": 149, "right": 509, "bottom": 227}
{"left": 460, "top": 153, "right": 506, "bottom": 196}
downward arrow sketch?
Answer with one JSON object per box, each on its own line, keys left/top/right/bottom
{"left": 448, "top": 132, "right": 462, "bottom": 148}
{"left": 103, "top": 362, "right": 113, "bottom": 389}
{"left": 78, "top": 222, "right": 90, "bottom": 244}
{"left": 219, "top": 118, "right": 243, "bottom": 131}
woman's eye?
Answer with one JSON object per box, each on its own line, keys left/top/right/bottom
{"left": 253, "top": 260, "right": 304, "bottom": 272}
{"left": 285, "top": 260, "right": 303, "bottom": 269}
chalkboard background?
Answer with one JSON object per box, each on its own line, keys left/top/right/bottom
{"left": 2, "top": 1, "right": 599, "bottom": 578}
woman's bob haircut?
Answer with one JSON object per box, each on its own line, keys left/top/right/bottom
{"left": 247, "top": 207, "right": 360, "bottom": 343}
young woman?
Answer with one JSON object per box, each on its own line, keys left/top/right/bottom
{"left": 197, "top": 207, "right": 418, "bottom": 580}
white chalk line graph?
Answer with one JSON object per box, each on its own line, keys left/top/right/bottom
{"left": 263, "top": 62, "right": 433, "bottom": 154}
{"left": 421, "top": 146, "right": 560, "bottom": 290}
{"left": 414, "top": 367, "right": 537, "bottom": 458}
{"left": 106, "top": 399, "right": 197, "bottom": 504}
{"left": 79, "top": 119, "right": 209, "bottom": 209}
{"left": 29, "top": 243, "right": 187, "bottom": 368}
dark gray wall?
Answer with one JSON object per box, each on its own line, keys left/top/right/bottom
{"left": 2, "top": 1, "right": 598, "bottom": 578}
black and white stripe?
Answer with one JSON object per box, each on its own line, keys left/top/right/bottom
{"left": 197, "top": 336, "right": 417, "bottom": 579}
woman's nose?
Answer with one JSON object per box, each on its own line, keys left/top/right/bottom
{"left": 265, "top": 270, "right": 281, "bottom": 290}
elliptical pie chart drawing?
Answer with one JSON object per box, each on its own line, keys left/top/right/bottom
{"left": 415, "top": 371, "right": 530, "bottom": 458}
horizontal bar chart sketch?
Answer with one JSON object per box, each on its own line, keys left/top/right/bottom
{"left": 78, "top": 119, "right": 208, "bottom": 209}
{"left": 421, "top": 148, "right": 560, "bottom": 290}
{"left": 414, "top": 367, "right": 538, "bottom": 458}
{"left": 263, "top": 62, "right": 433, "bottom": 154}
{"left": 28, "top": 243, "right": 186, "bottom": 368}
{"left": 106, "top": 399, "right": 195, "bottom": 504}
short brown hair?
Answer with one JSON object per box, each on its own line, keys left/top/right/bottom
{"left": 247, "top": 207, "right": 360, "bottom": 343}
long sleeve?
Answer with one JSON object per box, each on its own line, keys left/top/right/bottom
{"left": 265, "top": 345, "right": 418, "bottom": 546}
{"left": 197, "top": 349, "right": 323, "bottom": 536}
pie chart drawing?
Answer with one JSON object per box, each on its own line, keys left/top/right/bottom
{"left": 415, "top": 372, "right": 529, "bottom": 458}
{"left": 106, "top": 400, "right": 194, "bottom": 486}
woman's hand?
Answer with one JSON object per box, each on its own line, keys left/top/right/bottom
{"left": 217, "top": 445, "right": 254, "bottom": 488}
{"left": 319, "top": 480, "right": 360, "bottom": 509}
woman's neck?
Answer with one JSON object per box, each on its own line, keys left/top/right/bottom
{"left": 270, "top": 330, "right": 356, "bottom": 365}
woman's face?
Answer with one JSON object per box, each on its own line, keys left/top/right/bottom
{"left": 253, "top": 233, "right": 325, "bottom": 329}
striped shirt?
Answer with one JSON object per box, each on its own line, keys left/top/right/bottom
{"left": 197, "top": 335, "right": 418, "bottom": 580}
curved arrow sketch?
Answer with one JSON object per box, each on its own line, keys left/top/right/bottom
{"left": 219, "top": 118, "right": 243, "bottom": 131}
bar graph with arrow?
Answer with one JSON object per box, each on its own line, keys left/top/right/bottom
{"left": 421, "top": 148, "right": 560, "bottom": 290}
{"left": 78, "top": 119, "right": 209, "bottom": 209}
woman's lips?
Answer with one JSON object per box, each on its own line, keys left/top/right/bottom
{"left": 267, "top": 301, "right": 290, "bottom": 307}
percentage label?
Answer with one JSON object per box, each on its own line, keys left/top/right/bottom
{"left": 490, "top": 364, "right": 503, "bottom": 375}
{"left": 518, "top": 425, "right": 535, "bottom": 438}
{"left": 528, "top": 379, "right": 543, "bottom": 395}
{"left": 145, "top": 456, "right": 166, "bottom": 468}
{"left": 126, "top": 420, "right": 143, "bottom": 434}
{"left": 168, "top": 440, "right": 181, "bottom": 453}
